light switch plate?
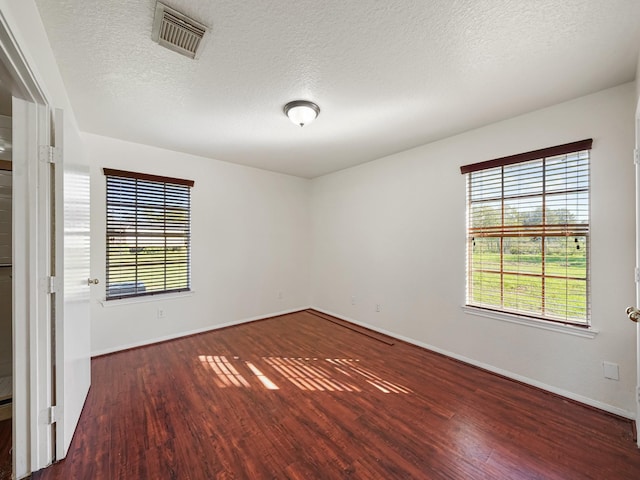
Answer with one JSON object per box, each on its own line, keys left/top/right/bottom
{"left": 602, "top": 361, "right": 619, "bottom": 380}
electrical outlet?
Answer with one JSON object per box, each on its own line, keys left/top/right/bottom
{"left": 157, "top": 308, "right": 165, "bottom": 319}
{"left": 375, "top": 304, "right": 381, "bottom": 312}
{"left": 351, "top": 296, "right": 356, "bottom": 305}
{"left": 278, "top": 291, "right": 283, "bottom": 300}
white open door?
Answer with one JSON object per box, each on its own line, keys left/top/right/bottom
{"left": 53, "top": 108, "right": 91, "bottom": 460}
{"left": 0, "top": 5, "right": 91, "bottom": 476}
{"left": 635, "top": 109, "right": 640, "bottom": 448}
{"left": 12, "top": 97, "right": 55, "bottom": 477}
{"left": 11, "top": 100, "right": 91, "bottom": 475}
{"left": 630, "top": 104, "right": 640, "bottom": 447}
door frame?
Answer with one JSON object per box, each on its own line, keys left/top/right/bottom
{"left": 0, "top": 9, "right": 56, "bottom": 479}
{"left": 635, "top": 98, "right": 640, "bottom": 448}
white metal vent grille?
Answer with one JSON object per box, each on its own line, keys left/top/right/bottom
{"left": 152, "top": 3, "right": 207, "bottom": 59}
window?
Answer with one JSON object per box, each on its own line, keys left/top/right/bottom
{"left": 104, "top": 168, "right": 194, "bottom": 300}
{"left": 460, "top": 139, "right": 592, "bottom": 326}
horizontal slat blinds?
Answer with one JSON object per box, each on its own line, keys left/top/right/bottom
{"left": 463, "top": 142, "right": 591, "bottom": 325}
{"left": 105, "top": 169, "right": 192, "bottom": 300}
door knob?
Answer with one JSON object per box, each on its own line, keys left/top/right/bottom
{"left": 625, "top": 306, "right": 640, "bottom": 323}
{"left": 88, "top": 278, "right": 99, "bottom": 285}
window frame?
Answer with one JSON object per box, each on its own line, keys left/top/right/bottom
{"left": 103, "top": 168, "right": 194, "bottom": 301}
{"left": 460, "top": 139, "right": 592, "bottom": 328}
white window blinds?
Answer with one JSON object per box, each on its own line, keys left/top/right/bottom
{"left": 460, "top": 140, "right": 592, "bottom": 326}
{"left": 104, "top": 169, "right": 194, "bottom": 300}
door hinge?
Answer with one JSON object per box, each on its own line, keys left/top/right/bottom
{"left": 48, "top": 405, "right": 58, "bottom": 424}
{"left": 47, "top": 276, "right": 58, "bottom": 294}
{"left": 39, "top": 145, "right": 60, "bottom": 164}
{"left": 635, "top": 148, "right": 640, "bottom": 165}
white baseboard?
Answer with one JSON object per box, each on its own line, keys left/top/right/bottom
{"left": 310, "top": 306, "right": 636, "bottom": 420}
{"left": 91, "top": 306, "right": 311, "bottom": 357}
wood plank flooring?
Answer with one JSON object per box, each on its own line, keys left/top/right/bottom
{"left": 33, "top": 311, "right": 640, "bottom": 479}
{"left": 0, "top": 419, "right": 10, "bottom": 480}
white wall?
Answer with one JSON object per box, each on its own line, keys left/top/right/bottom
{"left": 87, "top": 133, "right": 311, "bottom": 355}
{"left": 311, "top": 82, "right": 637, "bottom": 417}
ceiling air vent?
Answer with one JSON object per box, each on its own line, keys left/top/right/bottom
{"left": 152, "top": 2, "right": 207, "bottom": 59}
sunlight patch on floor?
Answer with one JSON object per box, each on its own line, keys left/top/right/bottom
{"left": 198, "top": 355, "right": 250, "bottom": 388}
{"left": 245, "top": 361, "right": 279, "bottom": 390}
{"left": 326, "top": 359, "right": 412, "bottom": 394}
{"left": 197, "top": 355, "right": 411, "bottom": 394}
{"left": 263, "top": 357, "right": 361, "bottom": 392}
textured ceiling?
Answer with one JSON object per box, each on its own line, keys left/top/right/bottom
{"left": 35, "top": 0, "right": 640, "bottom": 178}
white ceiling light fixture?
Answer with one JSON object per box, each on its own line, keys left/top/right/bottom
{"left": 284, "top": 100, "right": 320, "bottom": 127}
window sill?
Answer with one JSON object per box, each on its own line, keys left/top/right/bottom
{"left": 99, "top": 290, "right": 194, "bottom": 307}
{"left": 461, "top": 305, "right": 598, "bottom": 338}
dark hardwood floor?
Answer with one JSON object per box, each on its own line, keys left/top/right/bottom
{"left": 33, "top": 310, "right": 640, "bottom": 479}
{"left": 0, "top": 419, "right": 10, "bottom": 480}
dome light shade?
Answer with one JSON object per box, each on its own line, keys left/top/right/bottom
{"left": 284, "top": 100, "right": 320, "bottom": 127}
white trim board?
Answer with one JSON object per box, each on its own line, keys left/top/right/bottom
{"left": 461, "top": 305, "right": 599, "bottom": 338}
{"left": 91, "top": 306, "right": 311, "bottom": 357}
{"left": 310, "top": 306, "right": 636, "bottom": 420}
